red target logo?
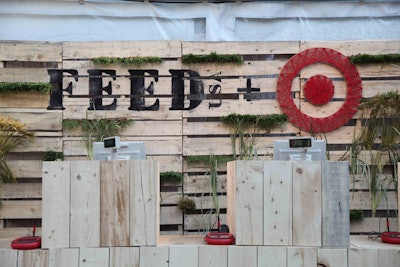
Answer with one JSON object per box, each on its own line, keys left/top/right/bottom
{"left": 277, "top": 48, "right": 362, "bottom": 133}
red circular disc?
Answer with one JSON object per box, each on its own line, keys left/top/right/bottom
{"left": 204, "top": 232, "right": 235, "bottom": 245}
{"left": 11, "top": 236, "right": 41, "bottom": 250}
{"left": 304, "top": 75, "right": 334, "bottom": 106}
{"left": 276, "top": 48, "right": 362, "bottom": 133}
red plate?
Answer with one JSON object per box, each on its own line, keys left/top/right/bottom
{"left": 204, "top": 232, "right": 235, "bottom": 245}
{"left": 381, "top": 232, "right": 400, "bottom": 244}
{"left": 11, "top": 236, "right": 41, "bottom": 250}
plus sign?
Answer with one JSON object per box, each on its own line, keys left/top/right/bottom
{"left": 237, "top": 78, "right": 260, "bottom": 101}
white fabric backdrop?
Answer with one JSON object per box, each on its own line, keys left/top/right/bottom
{"left": 0, "top": 0, "right": 399, "bottom": 41}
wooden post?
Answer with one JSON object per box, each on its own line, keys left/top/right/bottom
{"left": 100, "top": 161, "right": 130, "bottom": 246}
{"left": 264, "top": 161, "right": 293, "bottom": 245}
{"left": 322, "top": 161, "right": 350, "bottom": 247}
{"left": 42, "top": 161, "right": 71, "bottom": 249}
{"left": 292, "top": 161, "right": 322, "bottom": 247}
{"left": 70, "top": 161, "right": 100, "bottom": 248}
{"left": 227, "top": 161, "right": 264, "bottom": 245}
{"left": 129, "top": 160, "right": 160, "bottom": 246}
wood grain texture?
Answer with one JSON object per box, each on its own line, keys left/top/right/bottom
{"left": 48, "top": 248, "right": 80, "bottom": 267}
{"left": 227, "top": 161, "right": 264, "bottom": 245}
{"left": 322, "top": 161, "right": 350, "bottom": 247}
{"left": 263, "top": 161, "right": 293, "bottom": 245}
{"left": 100, "top": 160, "right": 130, "bottom": 246}
{"left": 129, "top": 160, "right": 160, "bottom": 246}
{"left": 70, "top": 161, "right": 100, "bottom": 248}
{"left": 292, "top": 161, "right": 322, "bottom": 247}
{"left": 41, "top": 161, "right": 71, "bottom": 249}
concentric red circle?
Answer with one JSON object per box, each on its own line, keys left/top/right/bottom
{"left": 304, "top": 75, "right": 334, "bottom": 106}
{"left": 276, "top": 48, "right": 362, "bottom": 133}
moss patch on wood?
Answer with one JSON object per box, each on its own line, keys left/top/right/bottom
{"left": 349, "top": 53, "right": 400, "bottom": 64}
{"left": 160, "top": 171, "right": 183, "bottom": 184}
{"left": 92, "top": 56, "right": 163, "bottom": 66}
{"left": 0, "top": 82, "right": 51, "bottom": 94}
{"left": 182, "top": 52, "right": 244, "bottom": 65}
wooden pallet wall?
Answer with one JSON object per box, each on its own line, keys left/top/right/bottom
{"left": 1, "top": 245, "right": 399, "bottom": 267}
{"left": 0, "top": 40, "right": 399, "bottom": 247}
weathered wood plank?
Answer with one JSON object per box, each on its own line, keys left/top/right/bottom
{"left": 169, "top": 245, "right": 199, "bottom": 267}
{"left": 322, "top": 161, "right": 350, "bottom": 247}
{"left": 0, "top": 248, "right": 18, "bottom": 267}
{"left": 42, "top": 161, "right": 71, "bottom": 249}
{"left": 110, "top": 247, "right": 139, "bottom": 267}
{"left": 198, "top": 245, "right": 228, "bottom": 267}
{"left": 129, "top": 160, "right": 160, "bottom": 246}
{"left": 100, "top": 160, "right": 130, "bottom": 247}
{"left": 183, "top": 173, "right": 227, "bottom": 195}
{"left": 0, "top": 68, "right": 51, "bottom": 83}
{"left": 378, "top": 249, "right": 400, "bottom": 267}
{"left": 0, "top": 183, "right": 41, "bottom": 199}
{"left": 48, "top": 248, "right": 80, "bottom": 267}
{"left": 350, "top": 191, "right": 398, "bottom": 210}
{"left": 17, "top": 249, "right": 49, "bottom": 267}
{"left": 160, "top": 206, "right": 182, "bottom": 225}
{"left": 263, "top": 161, "right": 293, "bottom": 246}
{"left": 70, "top": 161, "right": 100, "bottom": 248}
{"left": 0, "top": 110, "right": 62, "bottom": 131}
{"left": 79, "top": 247, "right": 109, "bottom": 267}
{"left": 63, "top": 40, "right": 182, "bottom": 58}
{"left": 348, "top": 248, "right": 379, "bottom": 267}
{"left": 300, "top": 40, "right": 400, "bottom": 55}
{"left": 257, "top": 246, "right": 287, "bottom": 267}
{"left": 0, "top": 92, "right": 49, "bottom": 108}
{"left": 0, "top": 41, "right": 62, "bottom": 62}
{"left": 139, "top": 246, "right": 169, "bottom": 267}
{"left": 182, "top": 41, "right": 300, "bottom": 55}
{"left": 228, "top": 246, "right": 257, "bottom": 267}
{"left": 62, "top": 104, "right": 183, "bottom": 120}
{"left": 0, "top": 200, "right": 41, "bottom": 219}
{"left": 227, "top": 161, "right": 264, "bottom": 245}
{"left": 287, "top": 247, "right": 317, "bottom": 267}
{"left": 13, "top": 137, "right": 63, "bottom": 153}
{"left": 292, "top": 161, "right": 322, "bottom": 247}
{"left": 317, "top": 248, "right": 348, "bottom": 267}
{"left": 5, "top": 160, "right": 43, "bottom": 178}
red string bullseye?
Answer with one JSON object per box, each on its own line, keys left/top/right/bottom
{"left": 304, "top": 75, "right": 334, "bottom": 106}
{"left": 276, "top": 48, "right": 362, "bottom": 133}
